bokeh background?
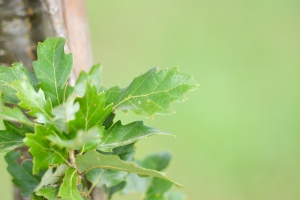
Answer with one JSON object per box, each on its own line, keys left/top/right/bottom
{"left": 1, "top": 0, "right": 300, "bottom": 199}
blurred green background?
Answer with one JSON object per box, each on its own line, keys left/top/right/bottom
{"left": 1, "top": 0, "right": 300, "bottom": 199}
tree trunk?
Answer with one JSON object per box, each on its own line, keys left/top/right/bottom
{"left": 0, "top": 0, "right": 105, "bottom": 199}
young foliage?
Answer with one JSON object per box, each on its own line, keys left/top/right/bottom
{"left": 0, "top": 37, "right": 198, "bottom": 199}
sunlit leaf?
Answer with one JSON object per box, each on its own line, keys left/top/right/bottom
{"left": 0, "top": 106, "right": 33, "bottom": 126}
{"left": 9, "top": 81, "right": 52, "bottom": 124}
{"left": 58, "top": 168, "right": 83, "bottom": 200}
{"left": 52, "top": 95, "right": 79, "bottom": 133}
{"left": 70, "top": 84, "right": 112, "bottom": 134}
{"left": 74, "top": 64, "right": 103, "bottom": 96}
{"left": 35, "top": 164, "right": 69, "bottom": 192}
{"left": 36, "top": 186, "right": 60, "bottom": 200}
{"left": 33, "top": 37, "right": 73, "bottom": 106}
{"left": 24, "top": 125, "right": 68, "bottom": 174}
{"left": 0, "top": 62, "right": 38, "bottom": 104}
{"left": 48, "top": 127, "right": 101, "bottom": 151}
{"left": 106, "top": 67, "right": 198, "bottom": 117}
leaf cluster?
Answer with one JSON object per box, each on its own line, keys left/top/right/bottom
{"left": 0, "top": 37, "right": 198, "bottom": 199}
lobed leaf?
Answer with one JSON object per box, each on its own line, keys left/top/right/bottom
{"left": 35, "top": 164, "right": 69, "bottom": 192}
{"left": 97, "top": 120, "right": 170, "bottom": 152}
{"left": 36, "top": 186, "right": 60, "bottom": 200}
{"left": 76, "top": 151, "right": 183, "bottom": 188}
{"left": 47, "top": 127, "right": 101, "bottom": 151}
{"left": 0, "top": 106, "right": 33, "bottom": 126}
{"left": 70, "top": 84, "right": 112, "bottom": 135}
{"left": 52, "top": 95, "right": 79, "bottom": 133}
{"left": 0, "top": 63, "right": 38, "bottom": 104}
{"left": 74, "top": 64, "right": 103, "bottom": 96}
{"left": 5, "top": 151, "right": 43, "bottom": 197}
{"left": 0, "top": 121, "right": 33, "bottom": 153}
{"left": 24, "top": 125, "right": 69, "bottom": 174}
{"left": 105, "top": 67, "right": 198, "bottom": 117}
{"left": 9, "top": 81, "right": 52, "bottom": 124}
{"left": 58, "top": 168, "right": 83, "bottom": 200}
{"left": 68, "top": 84, "right": 111, "bottom": 151}
{"left": 33, "top": 37, "right": 73, "bottom": 107}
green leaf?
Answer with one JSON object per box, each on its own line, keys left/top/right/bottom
{"left": 137, "top": 151, "right": 172, "bottom": 171}
{"left": 86, "top": 144, "right": 135, "bottom": 188}
{"left": 52, "top": 95, "right": 79, "bottom": 133}
{"left": 97, "top": 120, "right": 170, "bottom": 152}
{"left": 9, "top": 81, "right": 52, "bottom": 124}
{"left": 105, "top": 67, "right": 198, "bottom": 117}
{"left": 47, "top": 127, "right": 101, "bottom": 151}
{"left": 122, "top": 151, "right": 172, "bottom": 194}
{"left": 36, "top": 186, "right": 60, "bottom": 200}
{"left": 76, "top": 151, "right": 183, "bottom": 188}
{"left": 106, "top": 182, "right": 126, "bottom": 199}
{"left": 70, "top": 84, "right": 112, "bottom": 133}
{"left": 74, "top": 64, "right": 103, "bottom": 96}
{"left": 33, "top": 37, "right": 73, "bottom": 106}
{"left": 87, "top": 168, "right": 127, "bottom": 188}
{"left": 0, "top": 106, "right": 33, "bottom": 126}
{"left": 0, "top": 62, "right": 38, "bottom": 104}
{"left": 24, "top": 125, "right": 69, "bottom": 174}
{"left": 0, "top": 121, "right": 33, "bottom": 153}
{"left": 144, "top": 178, "right": 173, "bottom": 200}
{"left": 58, "top": 168, "right": 83, "bottom": 200}
{"left": 35, "top": 164, "right": 69, "bottom": 192}
{"left": 5, "top": 151, "right": 43, "bottom": 197}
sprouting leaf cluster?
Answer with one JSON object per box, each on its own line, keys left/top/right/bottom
{"left": 0, "top": 37, "right": 198, "bottom": 199}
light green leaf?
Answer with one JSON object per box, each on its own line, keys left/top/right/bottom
{"left": 52, "top": 95, "right": 79, "bottom": 133}
{"left": 47, "top": 127, "right": 101, "bottom": 151}
{"left": 24, "top": 125, "right": 68, "bottom": 174}
{"left": 9, "top": 81, "right": 52, "bottom": 124}
{"left": 36, "top": 186, "right": 60, "bottom": 200}
{"left": 105, "top": 67, "right": 198, "bottom": 117}
{"left": 76, "top": 151, "right": 183, "bottom": 188}
{"left": 0, "top": 62, "right": 38, "bottom": 104}
{"left": 33, "top": 37, "right": 73, "bottom": 106}
{"left": 97, "top": 120, "right": 170, "bottom": 152}
{"left": 74, "top": 64, "right": 103, "bottom": 96}
{"left": 0, "top": 106, "right": 33, "bottom": 126}
{"left": 5, "top": 151, "right": 43, "bottom": 197}
{"left": 0, "top": 121, "right": 33, "bottom": 153}
{"left": 35, "top": 164, "right": 69, "bottom": 192}
{"left": 59, "top": 168, "right": 83, "bottom": 200}
{"left": 86, "top": 144, "right": 135, "bottom": 188}
{"left": 122, "top": 151, "right": 172, "bottom": 194}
